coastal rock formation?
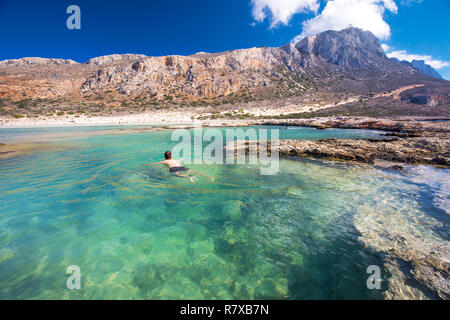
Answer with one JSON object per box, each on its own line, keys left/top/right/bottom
{"left": 246, "top": 118, "right": 450, "bottom": 167}
{"left": 261, "top": 117, "right": 450, "bottom": 133}
{"left": 233, "top": 136, "right": 449, "bottom": 167}
{"left": 276, "top": 137, "right": 449, "bottom": 166}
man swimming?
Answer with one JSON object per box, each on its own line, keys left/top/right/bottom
{"left": 146, "top": 151, "right": 214, "bottom": 183}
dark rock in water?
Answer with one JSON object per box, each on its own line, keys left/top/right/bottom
{"left": 383, "top": 132, "right": 421, "bottom": 138}
{"left": 238, "top": 284, "right": 250, "bottom": 300}
{"left": 368, "top": 138, "right": 399, "bottom": 143}
{"left": 391, "top": 165, "right": 404, "bottom": 171}
{"left": 254, "top": 279, "right": 278, "bottom": 299}
{"left": 432, "top": 156, "right": 449, "bottom": 166}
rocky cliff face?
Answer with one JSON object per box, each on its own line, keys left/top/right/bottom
{"left": 0, "top": 27, "right": 448, "bottom": 113}
{"left": 410, "top": 60, "right": 442, "bottom": 79}
{"left": 296, "top": 28, "right": 385, "bottom": 68}
{"left": 393, "top": 58, "right": 443, "bottom": 80}
{"left": 399, "top": 84, "right": 450, "bottom": 107}
{"left": 86, "top": 54, "right": 148, "bottom": 66}
{"left": 80, "top": 48, "right": 284, "bottom": 98}
{"left": 0, "top": 57, "right": 78, "bottom": 66}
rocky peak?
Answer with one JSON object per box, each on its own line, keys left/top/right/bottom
{"left": 295, "top": 27, "right": 386, "bottom": 68}
{"left": 410, "top": 60, "right": 442, "bottom": 79}
{"left": 85, "top": 54, "right": 148, "bottom": 65}
{"left": 0, "top": 57, "right": 78, "bottom": 65}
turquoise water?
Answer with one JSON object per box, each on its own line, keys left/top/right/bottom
{"left": 0, "top": 126, "right": 448, "bottom": 299}
{"left": 0, "top": 125, "right": 384, "bottom": 143}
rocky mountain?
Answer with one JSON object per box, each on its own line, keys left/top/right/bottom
{"left": 0, "top": 57, "right": 78, "bottom": 66}
{"left": 410, "top": 60, "right": 442, "bottom": 79}
{"left": 392, "top": 58, "right": 443, "bottom": 80}
{"left": 295, "top": 28, "right": 385, "bottom": 68}
{"left": 86, "top": 54, "right": 148, "bottom": 66}
{"left": 0, "top": 27, "right": 448, "bottom": 118}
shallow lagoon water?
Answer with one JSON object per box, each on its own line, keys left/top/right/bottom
{"left": 0, "top": 126, "right": 448, "bottom": 299}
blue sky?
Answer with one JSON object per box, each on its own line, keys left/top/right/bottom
{"left": 0, "top": 0, "right": 449, "bottom": 79}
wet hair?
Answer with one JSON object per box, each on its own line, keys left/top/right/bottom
{"left": 164, "top": 151, "right": 172, "bottom": 160}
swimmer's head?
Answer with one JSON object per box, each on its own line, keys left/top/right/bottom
{"left": 164, "top": 151, "right": 172, "bottom": 160}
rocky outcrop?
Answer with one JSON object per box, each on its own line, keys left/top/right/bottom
{"left": 402, "top": 94, "right": 450, "bottom": 107}
{"left": 85, "top": 54, "right": 147, "bottom": 66}
{"left": 80, "top": 47, "right": 307, "bottom": 98}
{"left": 282, "top": 137, "right": 448, "bottom": 166}
{"left": 233, "top": 136, "right": 449, "bottom": 167}
{"left": 0, "top": 57, "right": 78, "bottom": 65}
{"left": 427, "top": 94, "right": 450, "bottom": 107}
{"left": 296, "top": 27, "right": 386, "bottom": 68}
{"left": 254, "top": 117, "right": 450, "bottom": 166}
{"left": 261, "top": 117, "right": 450, "bottom": 133}
{"left": 394, "top": 58, "right": 444, "bottom": 80}
{"left": 410, "top": 60, "right": 442, "bottom": 79}
{"left": 399, "top": 85, "right": 450, "bottom": 107}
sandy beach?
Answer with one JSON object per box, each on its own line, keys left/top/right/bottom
{"left": 0, "top": 94, "right": 363, "bottom": 128}
{"left": 0, "top": 111, "right": 196, "bottom": 128}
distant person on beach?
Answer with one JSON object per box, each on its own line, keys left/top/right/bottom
{"left": 146, "top": 151, "right": 214, "bottom": 183}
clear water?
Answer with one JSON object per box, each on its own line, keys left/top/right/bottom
{"left": 0, "top": 125, "right": 384, "bottom": 143}
{"left": 0, "top": 126, "right": 448, "bottom": 299}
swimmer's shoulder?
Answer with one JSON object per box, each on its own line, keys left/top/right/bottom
{"left": 166, "top": 159, "right": 182, "bottom": 168}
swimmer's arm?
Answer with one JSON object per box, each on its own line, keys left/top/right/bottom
{"left": 146, "top": 160, "right": 166, "bottom": 166}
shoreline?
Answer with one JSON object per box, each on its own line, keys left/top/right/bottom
{"left": 1, "top": 115, "right": 449, "bottom": 168}
{"left": 0, "top": 112, "right": 195, "bottom": 129}
{"left": 1, "top": 106, "right": 449, "bottom": 129}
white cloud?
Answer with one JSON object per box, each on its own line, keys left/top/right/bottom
{"left": 293, "top": 0, "right": 398, "bottom": 42}
{"left": 386, "top": 49, "right": 450, "bottom": 69}
{"left": 381, "top": 43, "right": 390, "bottom": 52}
{"left": 251, "top": 0, "right": 319, "bottom": 28}
{"left": 249, "top": 0, "right": 450, "bottom": 72}
{"left": 401, "top": 0, "right": 423, "bottom": 6}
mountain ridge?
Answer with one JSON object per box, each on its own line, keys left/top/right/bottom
{"left": 0, "top": 27, "right": 448, "bottom": 119}
{"left": 410, "top": 60, "right": 442, "bottom": 79}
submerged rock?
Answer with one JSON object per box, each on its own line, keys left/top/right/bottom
{"left": 354, "top": 203, "right": 450, "bottom": 300}
{"left": 222, "top": 201, "right": 244, "bottom": 220}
